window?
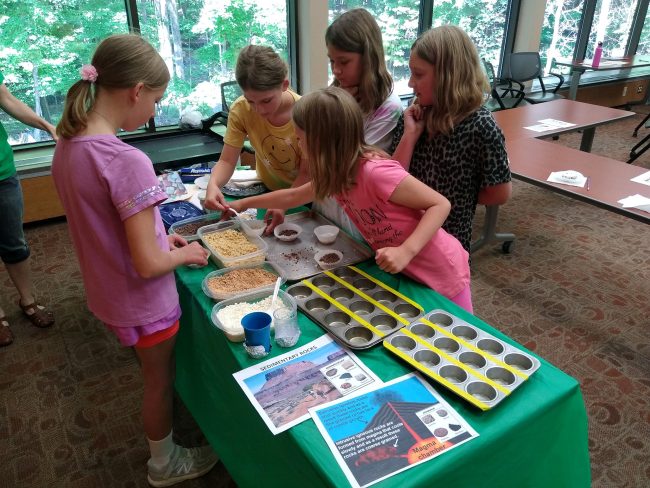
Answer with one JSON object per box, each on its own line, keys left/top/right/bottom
{"left": 0, "top": 0, "right": 289, "bottom": 160}
{"left": 539, "top": 0, "right": 585, "bottom": 74}
{"left": 327, "top": 1, "right": 420, "bottom": 96}
{"left": 430, "top": 0, "right": 511, "bottom": 73}
{"left": 639, "top": 15, "right": 650, "bottom": 54}
{"left": 136, "top": 0, "right": 288, "bottom": 127}
{"left": 586, "top": 0, "right": 638, "bottom": 58}
{"left": 0, "top": 1, "right": 128, "bottom": 146}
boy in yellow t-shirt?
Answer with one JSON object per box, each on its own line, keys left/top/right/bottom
{"left": 205, "top": 45, "right": 308, "bottom": 232}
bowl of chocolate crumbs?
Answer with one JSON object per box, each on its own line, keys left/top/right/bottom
{"left": 273, "top": 222, "right": 302, "bottom": 242}
{"left": 314, "top": 249, "right": 343, "bottom": 270}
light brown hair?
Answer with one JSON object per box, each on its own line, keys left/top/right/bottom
{"left": 293, "top": 87, "right": 382, "bottom": 201}
{"left": 235, "top": 45, "right": 288, "bottom": 91}
{"left": 411, "top": 25, "right": 488, "bottom": 137}
{"left": 325, "top": 8, "right": 393, "bottom": 115}
{"left": 57, "top": 34, "right": 169, "bottom": 138}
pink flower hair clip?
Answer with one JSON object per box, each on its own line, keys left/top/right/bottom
{"left": 80, "top": 64, "right": 98, "bottom": 83}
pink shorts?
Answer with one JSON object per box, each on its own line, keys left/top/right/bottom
{"left": 105, "top": 304, "right": 181, "bottom": 347}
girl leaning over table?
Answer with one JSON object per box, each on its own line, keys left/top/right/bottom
{"left": 226, "top": 87, "right": 472, "bottom": 313}
{"left": 51, "top": 34, "right": 218, "bottom": 487}
{"left": 203, "top": 45, "right": 309, "bottom": 233}
{"left": 391, "top": 25, "right": 512, "bottom": 255}
{"left": 317, "top": 7, "right": 404, "bottom": 242}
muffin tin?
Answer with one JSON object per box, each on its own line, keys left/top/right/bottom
{"left": 285, "top": 266, "right": 424, "bottom": 349}
{"left": 383, "top": 310, "right": 541, "bottom": 410}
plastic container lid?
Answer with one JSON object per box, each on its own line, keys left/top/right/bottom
{"left": 168, "top": 212, "right": 224, "bottom": 242}
{"left": 201, "top": 262, "right": 284, "bottom": 301}
{"left": 198, "top": 220, "right": 268, "bottom": 268}
{"left": 159, "top": 201, "right": 204, "bottom": 231}
{"left": 211, "top": 288, "right": 297, "bottom": 342}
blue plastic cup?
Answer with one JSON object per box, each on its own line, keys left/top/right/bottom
{"left": 241, "top": 312, "right": 272, "bottom": 354}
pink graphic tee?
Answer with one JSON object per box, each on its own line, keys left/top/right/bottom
{"left": 335, "top": 158, "right": 470, "bottom": 299}
{"left": 52, "top": 135, "right": 179, "bottom": 327}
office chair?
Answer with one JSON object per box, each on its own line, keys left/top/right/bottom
{"left": 481, "top": 58, "right": 528, "bottom": 111}
{"left": 220, "top": 81, "right": 243, "bottom": 112}
{"left": 506, "top": 52, "right": 565, "bottom": 104}
{"left": 628, "top": 126, "right": 650, "bottom": 163}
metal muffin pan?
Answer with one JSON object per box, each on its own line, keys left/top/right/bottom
{"left": 285, "top": 265, "right": 424, "bottom": 349}
{"left": 383, "top": 309, "right": 541, "bottom": 411}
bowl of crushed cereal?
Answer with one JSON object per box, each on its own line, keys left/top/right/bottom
{"left": 273, "top": 222, "right": 302, "bottom": 242}
{"left": 201, "top": 262, "right": 284, "bottom": 301}
{"left": 314, "top": 249, "right": 343, "bottom": 270}
{"left": 198, "top": 220, "right": 268, "bottom": 268}
{"left": 211, "top": 288, "right": 297, "bottom": 342}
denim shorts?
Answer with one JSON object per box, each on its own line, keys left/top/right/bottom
{"left": 0, "top": 175, "right": 30, "bottom": 264}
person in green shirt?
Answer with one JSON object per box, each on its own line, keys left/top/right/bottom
{"left": 0, "top": 70, "right": 57, "bottom": 346}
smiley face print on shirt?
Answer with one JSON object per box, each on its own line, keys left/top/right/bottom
{"left": 260, "top": 135, "right": 299, "bottom": 181}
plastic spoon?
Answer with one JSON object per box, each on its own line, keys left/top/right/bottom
{"left": 269, "top": 277, "right": 282, "bottom": 312}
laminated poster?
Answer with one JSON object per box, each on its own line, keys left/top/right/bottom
{"left": 233, "top": 335, "right": 381, "bottom": 435}
{"left": 310, "top": 374, "right": 478, "bottom": 488}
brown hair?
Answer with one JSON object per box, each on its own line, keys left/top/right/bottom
{"left": 235, "top": 45, "right": 288, "bottom": 91}
{"left": 411, "top": 25, "right": 488, "bottom": 137}
{"left": 293, "top": 87, "right": 381, "bottom": 201}
{"left": 325, "top": 8, "right": 393, "bottom": 115}
{"left": 57, "top": 34, "right": 169, "bottom": 138}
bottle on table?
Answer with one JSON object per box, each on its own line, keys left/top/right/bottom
{"left": 592, "top": 42, "right": 603, "bottom": 68}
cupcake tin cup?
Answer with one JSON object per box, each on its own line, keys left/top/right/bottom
{"left": 285, "top": 265, "right": 424, "bottom": 349}
{"left": 383, "top": 309, "right": 541, "bottom": 411}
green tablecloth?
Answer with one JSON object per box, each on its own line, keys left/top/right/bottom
{"left": 174, "top": 260, "right": 590, "bottom": 488}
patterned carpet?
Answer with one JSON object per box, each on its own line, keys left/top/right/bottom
{"left": 1, "top": 107, "right": 649, "bottom": 487}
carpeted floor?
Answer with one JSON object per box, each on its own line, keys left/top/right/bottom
{"left": 1, "top": 106, "right": 649, "bottom": 487}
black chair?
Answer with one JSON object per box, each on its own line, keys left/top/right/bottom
{"left": 628, "top": 123, "right": 650, "bottom": 163}
{"left": 506, "top": 52, "right": 565, "bottom": 104}
{"left": 481, "top": 58, "right": 528, "bottom": 111}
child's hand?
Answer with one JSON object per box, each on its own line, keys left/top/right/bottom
{"left": 403, "top": 104, "right": 426, "bottom": 138}
{"left": 375, "top": 246, "right": 414, "bottom": 274}
{"left": 262, "top": 208, "right": 285, "bottom": 235}
{"left": 204, "top": 181, "right": 227, "bottom": 211}
{"left": 167, "top": 233, "right": 188, "bottom": 250}
{"left": 180, "top": 241, "right": 210, "bottom": 267}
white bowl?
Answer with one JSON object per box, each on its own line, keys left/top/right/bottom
{"left": 314, "top": 249, "right": 343, "bottom": 270}
{"left": 241, "top": 219, "right": 266, "bottom": 237}
{"left": 274, "top": 222, "right": 302, "bottom": 242}
{"left": 314, "top": 225, "right": 340, "bottom": 245}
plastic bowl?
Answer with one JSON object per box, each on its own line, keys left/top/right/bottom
{"left": 241, "top": 219, "right": 266, "bottom": 237}
{"left": 274, "top": 222, "right": 302, "bottom": 242}
{"left": 314, "top": 249, "right": 343, "bottom": 270}
{"left": 314, "top": 225, "right": 340, "bottom": 244}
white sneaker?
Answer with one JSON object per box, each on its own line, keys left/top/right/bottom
{"left": 147, "top": 444, "right": 219, "bottom": 487}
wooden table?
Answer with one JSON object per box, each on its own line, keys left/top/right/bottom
{"left": 555, "top": 55, "right": 650, "bottom": 100}
{"left": 507, "top": 138, "right": 650, "bottom": 224}
{"left": 492, "top": 99, "right": 635, "bottom": 151}
{"left": 473, "top": 100, "right": 643, "bottom": 253}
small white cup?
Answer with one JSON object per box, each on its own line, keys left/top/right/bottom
{"left": 314, "top": 225, "right": 340, "bottom": 244}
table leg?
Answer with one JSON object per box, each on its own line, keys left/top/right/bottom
{"left": 568, "top": 69, "right": 583, "bottom": 101}
{"left": 471, "top": 205, "right": 516, "bottom": 254}
{"left": 579, "top": 127, "right": 595, "bottom": 152}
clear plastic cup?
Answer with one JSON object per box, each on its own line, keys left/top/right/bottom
{"left": 273, "top": 307, "right": 301, "bottom": 347}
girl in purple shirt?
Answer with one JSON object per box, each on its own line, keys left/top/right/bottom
{"left": 51, "top": 34, "right": 217, "bottom": 487}
{"left": 227, "top": 87, "right": 472, "bottom": 312}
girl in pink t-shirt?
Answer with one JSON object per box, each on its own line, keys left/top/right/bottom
{"left": 227, "top": 87, "right": 472, "bottom": 312}
{"left": 52, "top": 34, "right": 217, "bottom": 487}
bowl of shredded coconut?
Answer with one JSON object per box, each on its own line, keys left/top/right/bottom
{"left": 211, "top": 289, "right": 297, "bottom": 342}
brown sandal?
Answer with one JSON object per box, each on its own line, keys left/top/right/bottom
{"left": 19, "top": 301, "right": 55, "bottom": 328}
{"left": 0, "top": 316, "right": 14, "bottom": 347}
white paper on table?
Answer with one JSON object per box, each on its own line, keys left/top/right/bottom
{"left": 538, "top": 118, "right": 576, "bottom": 128}
{"left": 230, "top": 169, "right": 260, "bottom": 182}
{"left": 547, "top": 170, "right": 588, "bottom": 187}
{"left": 617, "top": 194, "right": 650, "bottom": 213}
{"left": 524, "top": 123, "right": 558, "bottom": 132}
{"left": 630, "top": 171, "right": 650, "bottom": 187}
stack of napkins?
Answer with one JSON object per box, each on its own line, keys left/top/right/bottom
{"left": 228, "top": 169, "right": 262, "bottom": 188}
{"left": 547, "top": 170, "right": 587, "bottom": 187}
{"left": 617, "top": 194, "right": 650, "bottom": 213}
